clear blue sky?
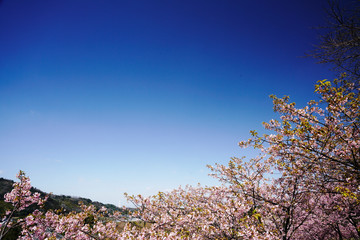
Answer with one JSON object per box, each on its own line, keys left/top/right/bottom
{"left": 0, "top": 0, "right": 336, "bottom": 206}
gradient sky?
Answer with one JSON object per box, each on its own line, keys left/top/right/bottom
{"left": 0, "top": 0, "right": 337, "bottom": 206}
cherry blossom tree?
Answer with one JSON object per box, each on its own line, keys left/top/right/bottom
{"left": 126, "top": 184, "right": 274, "bottom": 239}
{"left": 257, "top": 78, "right": 359, "bottom": 199}
{"left": 0, "top": 171, "right": 46, "bottom": 239}
{"left": 236, "top": 77, "right": 360, "bottom": 239}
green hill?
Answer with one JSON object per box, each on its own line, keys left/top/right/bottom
{"left": 0, "top": 177, "right": 122, "bottom": 217}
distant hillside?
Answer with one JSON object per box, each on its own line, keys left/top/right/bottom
{"left": 0, "top": 177, "right": 122, "bottom": 217}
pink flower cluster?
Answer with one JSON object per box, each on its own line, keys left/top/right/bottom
{"left": 1, "top": 170, "right": 46, "bottom": 239}
{"left": 4, "top": 171, "right": 45, "bottom": 211}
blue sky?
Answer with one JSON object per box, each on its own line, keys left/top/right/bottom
{"left": 0, "top": 0, "right": 336, "bottom": 206}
